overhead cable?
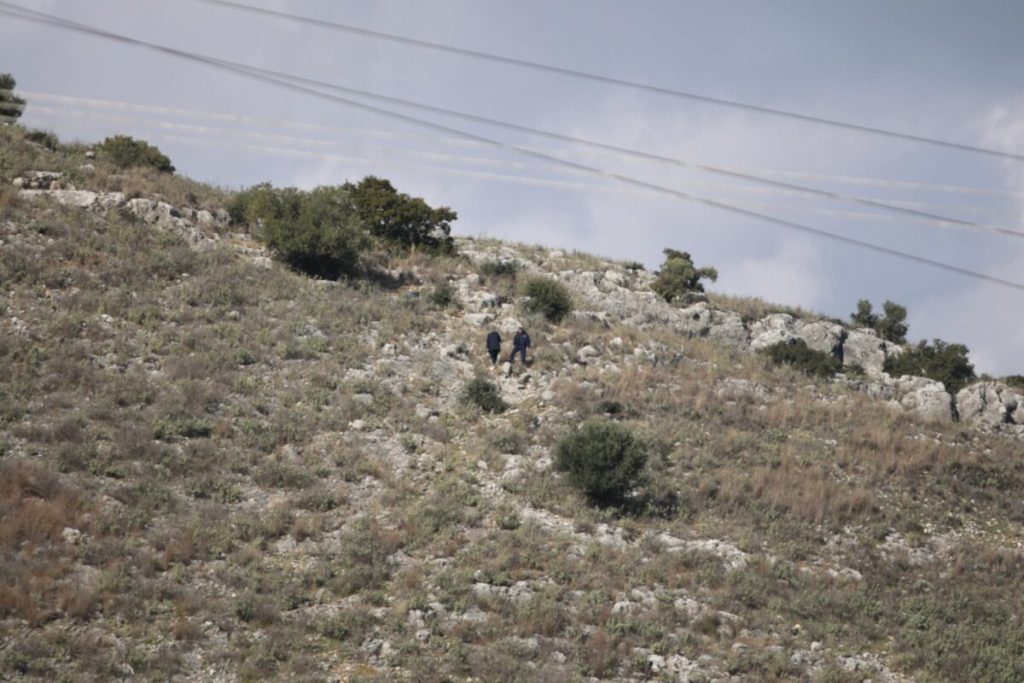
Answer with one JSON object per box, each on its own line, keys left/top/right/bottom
{"left": 7, "top": 5, "right": 1015, "bottom": 240}
{"left": 27, "top": 89, "right": 1024, "bottom": 202}
{"left": 30, "top": 103, "right": 1020, "bottom": 220}
{"left": 3, "top": 2, "right": 1024, "bottom": 293}
{"left": 190, "top": 0, "right": 1024, "bottom": 163}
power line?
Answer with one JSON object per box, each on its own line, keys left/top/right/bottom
{"left": 29, "top": 102, "right": 1020, "bottom": 222}
{"left": 21, "top": 90, "right": 492, "bottom": 150}
{"left": 6, "top": 8, "right": 1016, "bottom": 238}
{"left": 205, "top": 69, "right": 1024, "bottom": 239}
{"left": 4, "top": 2, "right": 1024, "bottom": 294}
{"left": 27, "top": 89, "right": 1024, "bottom": 204}
{"left": 190, "top": 0, "right": 1024, "bottom": 164}
{"left": 10, "top": 6, "right": 1016, "bottom": 241}
{"left": 46, "top": 116, "right": 1008, "bottom": 230}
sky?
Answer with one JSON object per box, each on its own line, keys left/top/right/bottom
{"left": 2, "top": 0, "right": 1023, "bottom": 376}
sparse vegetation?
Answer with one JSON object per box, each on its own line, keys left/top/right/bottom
{"left": 3, "top": 120, "right": 1024, "bottom": 682}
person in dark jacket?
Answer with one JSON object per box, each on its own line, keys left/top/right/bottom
{"left": 509, "top": 327, "right": 531, "bottom": 365}
{"left": 486, "top": 329, "right": 502, "bottom": 365}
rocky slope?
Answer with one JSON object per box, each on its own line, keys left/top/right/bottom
{"left": 3, "top": 174, "right": 1024, "bottom": 682}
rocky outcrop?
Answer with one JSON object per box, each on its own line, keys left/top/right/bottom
{"left": 956, "top": 382, "right": 1023, "bottom": 433}
{"left": 675, "top": 302, "right": 749, "bottom": 346}
{"left": 13, "top": 170, "right": 66, "bottom": 190}
{"left": 14, "top": 176, "right": 229, "bottom": 248}
{"left": 124, "top": 198, "right": 218, "bottom": 246}
{"left": 843, "top": 328, "right": 897, "bottom": 376}
{"left": 892, "top": 375, "right": 955, "bottom": 423}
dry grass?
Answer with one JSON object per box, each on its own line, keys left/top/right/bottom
{"left": 707, "top": 291, "right": 823, "bottom": 323}
{"left": 0, "top": 460, "right": 88, "bottom": 550}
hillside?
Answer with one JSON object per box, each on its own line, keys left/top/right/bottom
{"left": 3, "top": 126, "right": 1024, "bottom": 682}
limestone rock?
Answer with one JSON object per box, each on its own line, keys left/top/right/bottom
{"left": 575, "top": 344, "right": 600, "bottom": 364}
{"left": 843, "top": 328, "right": 893, "bottom": 375}
{"left": 894, "top": 375, "right": 954, "bottom": 423}
{"left": 957, "top": 382, "right": 1022, "bottom": 429}
{"left": 19, "top": 189, "right": 98, "bottom": 208}
{"left": 749, "top": 313, "right": 799, "bottom": 350}
{"left": 675, "top": 302, "right": 750, "bottom": 346}
{"left": 795, "top": 319, "right": 846, "bottom": 356}
{"left": 126, "top": 198, "right": 210, "bottom": 246}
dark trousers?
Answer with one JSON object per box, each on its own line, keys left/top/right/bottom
{"left": 509, "top": 346, "right": 526, "bottom": 364}
{"left": 488, "top": 349, "right": 500, "bottom": 364}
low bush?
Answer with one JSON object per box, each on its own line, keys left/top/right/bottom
{"left": 255, "top": 185, "right": 368, "bottom": 279}
{"left": 478, "top": 260, "right": 520, "bottom": 278}
{"left": 1002, "top": 375, "right": 1024, "bottom": 390}
{"left": 429, "top": 281, "right": 457, "bottom": 308}
{"left": 554, "top": 420, "right": 647, "bottom": 506}
{"left": 884, "top": 338, "right": 976, "bottom": 393}
{"left": 462, "top": 377, "right": 507, "bottom": 414}
{"left": 523, "top": 277, "right": 573, "bottom": 323}
{"left": 99, "top": 135, "right": 175, "bottom": 173}
{"left": 488, "top": 428, "right": 525, "bottom": 454}
{"left": 24, "top": 130, "right": 59, "bottom": 151}
{"left": 761, "top": 339, "right": 842, "bottom": 378}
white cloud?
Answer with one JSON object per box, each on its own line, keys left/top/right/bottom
{"left": 719, "top": 240, "right": 830, "bottom": 310}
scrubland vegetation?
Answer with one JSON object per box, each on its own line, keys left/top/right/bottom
{"left": 2, "top": 122, "right": 1024, "bottom": 682}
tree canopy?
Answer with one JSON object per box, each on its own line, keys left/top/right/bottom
{"left": 345, "top": 176, "right": 456, "bottom": 253}
{"left": 884, "top": 338, "right": 975, "bottom": 393}
{"left": 0, "top": 73, "right": 26, "bottom": 123}
{"left": 850, "top": 299, "right": 908, "bottom": 344}
{"left": 651, "top": 248, "right": 718, "bottom": 302}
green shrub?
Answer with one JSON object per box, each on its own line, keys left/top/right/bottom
{"left": 651, "top": 248, "right": 717, "bottom": 302}
{"left": 850, "top": 299, "right": 908, "bottom": 344}
{"left": 256, "top": 185, "right": 368, "bottom": 279}
{"left": 523, "top": 277, "right": 573, "bottom": 323}
{"left": 227, "top": 182, "right": 280, "bottom": 226}
{"left": 554, "top": 420, "right": 647, "bottom": 506}
{"left": 478, "top": 260, "right": 520, "bottom": 277}
{"left": 761, "top": 339, "right": 843, "bottom": 378}
{"left": 1002, "top": 375, "right": 1024, "bottom": 390}
{"left": 24, "top": 130, "right": 58, "bottom": 151}
{"left": 884, "top": 338, "right": 975, "bottom": 393}
{"left": 345, "top": 175, "right": 456, "bottom": 253}
{"left": 488, "top": 428, "right": 525, "bottom": 454}
{"left": 429, "top": 281, "right": 458, "bottom": 308}
{"left": 0, "top": 73, "right": 26, "bottom": 124}
{"left": 462, "top": 376, "right": 507, "bottom": 414}
{"left": 99, "top": 135, "right": 175, "bottom": 173}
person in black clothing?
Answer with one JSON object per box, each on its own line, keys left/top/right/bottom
{"left": 486, "top": 329, "right": 502, "bottom": 364}
{"left": 509, "top": 327, "right": 531, "bottom": 365}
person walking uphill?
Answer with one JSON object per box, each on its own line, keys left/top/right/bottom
{"left": 486, "top": 329, "right": 502, "bottom": 365}
{"left": 509, "top": 327, "right": 531, "bottom": 365}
